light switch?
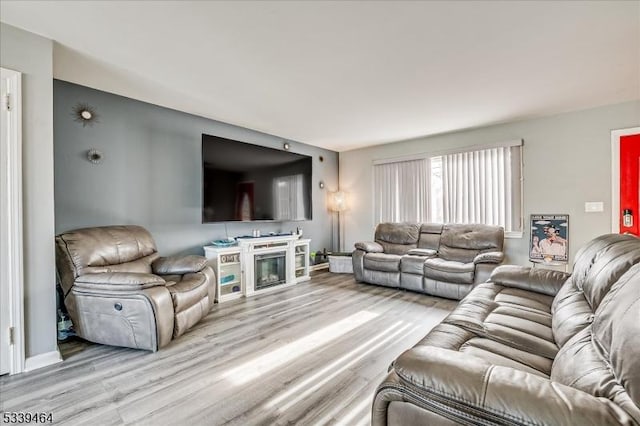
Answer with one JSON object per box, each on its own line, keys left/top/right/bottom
{"left": 585, "top": 201, "right": 604, "bottom": 212}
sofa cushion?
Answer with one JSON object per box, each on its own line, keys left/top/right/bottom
{"left": 550, "top": 278, "right": 593, "bottom": 348}
{"left": 443, "top": 282, "right": 558, "bottom": 364}
{"left": 82, "top": 254, "right": 158, "bottom": 275}
{"left": 417, "top": 223, "right": 443, "bottom": 250}
{"left": 574, "top": 235, "right": 640, "bottom": 310}
{"left": 592, "top": 263, "right": 640, "bottom": 409}
{"left": 438, "top": 224, "right": 504, "bottom": 263}
{"left": 415, "top": 321, "right": 553, "bottom": 378}
{"left": 551, "top": 263, "right": 640, "bottom": 420}
{"left": 364, "top": 253, "right": 402, "bottom": 272}
{"left": 400, "top": 254, "right": 429, "bottom": 274}
{"left": 56, "top": 225, "right": 158, "bottom": 276}
{"left": 424, "top": 258, "right": 475, "bottom": 284}
{"left": 375, "top": 222, "right": 420, "bottom": 255}
{"left": 552, "top": 233, "right": 640, "bottom": 347}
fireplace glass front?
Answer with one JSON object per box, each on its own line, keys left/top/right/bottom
{"left": 255, "top": 251, "right": 287, "bottom": 290}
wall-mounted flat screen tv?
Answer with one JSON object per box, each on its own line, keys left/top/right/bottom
{"left": 202, "top": 134, "right": 313, "bottom": 223}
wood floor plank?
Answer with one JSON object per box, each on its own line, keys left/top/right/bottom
{"left": 0, "top": 272, "right": 456, "bottom": 425}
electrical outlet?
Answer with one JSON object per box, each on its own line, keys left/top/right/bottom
{"left": 585, "top": 202, "right": 604, "bottom": 212}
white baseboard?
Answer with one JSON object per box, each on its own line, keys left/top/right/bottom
{"left": 24, "top": 349, "right": 62, "bottom": 372}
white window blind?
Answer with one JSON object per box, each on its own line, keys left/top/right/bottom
{"left": 373, "top": 158, "right": 429, "bottom": 223}
{"left": 431, "top": 144, "right": 522, "bottom": 233}
{"left": 273, "top": 174, "right": 306, "bottom": 220}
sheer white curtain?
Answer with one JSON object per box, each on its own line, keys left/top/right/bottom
{"left": 274, "top": 174, "right": 305, "bottom": 220}
{"left": 373, "top": 158, "right": 429, "bottom": 223}
{"left": 439, "top": 146, "right": 514, "bottom": 230}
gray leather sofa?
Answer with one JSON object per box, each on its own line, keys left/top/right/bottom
{"left": 372, "top": 233, "right": 640, "bottom": 425}
{"left": 353, "top": 223, "right": 505, "bottom": 300}
{"left": 56, "top": 225, "right": 216, "bottom": 351}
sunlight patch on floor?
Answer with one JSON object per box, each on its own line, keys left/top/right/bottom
{"left": 222, "top": 310, "right": 379, "bottom": 385}
{"left": 273, "top": 323, "right": 418, "bottom": 413}
{"left": 265, "top": 320, "right": 406, "bottom": 408}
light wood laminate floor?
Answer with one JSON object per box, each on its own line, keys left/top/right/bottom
{"left": 0, "top": 272, "right": 457, "bottom": 426}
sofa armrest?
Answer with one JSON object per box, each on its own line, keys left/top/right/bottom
{"left": 489, "top": 264, "right": 570, "bottom": 296}
{"left": 407, "top": 248, "right": 437, "bottom": 257}
{"left": 354, "top": 241, "right": 384, "bottom": 253}
{"left": 75, "top": 272, "right": 166, "bottom": 292}
{"left": 386, "top": 346, "right": 634, "bottom": 426}
{"left": 152, "top": 255, "right": 208, "bottom": 275}
{"left": 473, "top": 251, "right": 504, "bottom": 264}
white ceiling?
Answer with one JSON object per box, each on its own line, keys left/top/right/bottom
{"left": 1, "top": 1, "right": 639, "bottom": 151}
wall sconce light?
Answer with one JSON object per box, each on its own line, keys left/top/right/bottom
{"left": 283, "top": 142, "right": 290, "bottom": 150}
{"left": 86, "top": 148, "right": 104, "bottom": 164}
{"left": 72, "top": 102, "right": 99, "bottom": 127}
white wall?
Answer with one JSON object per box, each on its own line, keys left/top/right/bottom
{"left": 0, "top": 23, "right": 56, "bottom": 358}
{"left": 340, "top": 101, "right": 640, "bottom": 266}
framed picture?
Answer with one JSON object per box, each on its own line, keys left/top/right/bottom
{"left": 529, "top": 214, "right": 569, "bottom": 263}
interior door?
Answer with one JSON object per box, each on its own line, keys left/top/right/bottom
{"left": 619, "top": 133, "right": 640, "bottom": 236}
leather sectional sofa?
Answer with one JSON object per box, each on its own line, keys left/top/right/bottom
{"left": 56, "top": 225, "right": 216, "bottom": 351}
{"left": 372, "top": 233, "right": 640, "bottom": 425}
{"left": 353, "top": 222, "right": 505, "bottom": 300}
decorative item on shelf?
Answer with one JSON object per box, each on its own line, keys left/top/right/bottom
{"left": 212, "top": 239, "right": 236, "bottom": 247}
{"left": 220, "top": 253, "right": 240, "bottom": 263}
{"left": 329, "top": 190, "right": 349, "bottom": 252}
{"left": 529, "top": 214, "right": 569, "bottom": 264}
{"left": 86, "top": 148, "right": 104, "bottom": 164}
{"left": 72, "top": 102, "right": 99, "bottom": 127}
{"left": 283, "top": 142, "right": 290, "bottom": 151}
{"left": 220, "top": 274, "right": 236, "bottom": 284}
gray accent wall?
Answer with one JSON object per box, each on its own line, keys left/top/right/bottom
{"left": 54, "top": 80, "right": 339, "bottom": 256}
{"left": 340, "top": 101, "right": 640, "bottom": 267}
{"left": 1, "top": 23, "right": 57, "bottom": 359}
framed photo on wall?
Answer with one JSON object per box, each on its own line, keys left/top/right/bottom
{"left": 529, "top": 214, "right": 569, "bottom": 263}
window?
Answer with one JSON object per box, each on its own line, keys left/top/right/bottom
{"left": 374, "top": 141, "right": 522, "bottom": 235}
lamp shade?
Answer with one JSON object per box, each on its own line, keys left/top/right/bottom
{"left": 330, "top": 191, "right": 348, "bottom": 212}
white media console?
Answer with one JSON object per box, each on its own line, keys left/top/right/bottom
{"left": 204, "top": 234, "right": 310, "bottom": 303}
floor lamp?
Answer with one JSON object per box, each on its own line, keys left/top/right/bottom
{"left": 330, "top": 191, "right": 348, "bottom": 252}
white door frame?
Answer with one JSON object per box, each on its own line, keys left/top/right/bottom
{"left": 611, "top": 127, "right": 640, "bottom": 233}
{"left": 1, "top": 67, "right": 25, "bottom": 375}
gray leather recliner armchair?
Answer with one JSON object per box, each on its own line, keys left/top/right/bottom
{"left": 55, "top": 225, "right": 216, "bottom": 351}
{"left": 353, "top": 223, "right": 505, "bottom": 300}
{"left": 372, "top": 233, "right": 640, "bottom": 425}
